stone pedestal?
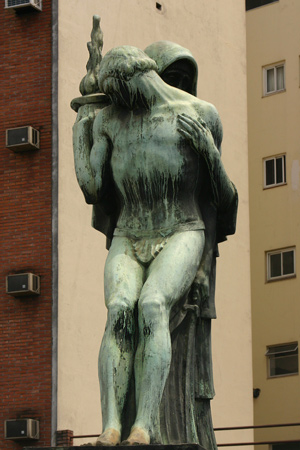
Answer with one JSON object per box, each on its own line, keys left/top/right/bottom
{"left": 24, "top": 444, "right": 207, "bottom": 450}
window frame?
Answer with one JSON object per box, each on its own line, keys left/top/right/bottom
{"left": 263, "top": 62, "right": 285, "bottom": 96}
{"left": 266, "top": 247, "right": 296, "bottom": 282}
{"left": 266, "top": 343, "right": 298, "bottom": 379}
{"left": 263, "top": 154, "right": 286, "bottom": 189}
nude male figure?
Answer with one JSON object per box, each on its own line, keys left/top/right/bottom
{"left": 73, "top": 45, "right": 234, "bottom": 446}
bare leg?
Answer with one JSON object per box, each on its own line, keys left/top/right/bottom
{"left": 126, "top": 230, "right": 204, "bottom": 444}
{"left": 97, "top": 237, "right": 144, "bottom": 445}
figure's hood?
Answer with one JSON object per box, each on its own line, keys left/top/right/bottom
{"left": 144, "top": 40, "right": 198, "bottom": 96}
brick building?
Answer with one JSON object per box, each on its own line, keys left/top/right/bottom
{"left": 0, "top": 1, "right": 56, "bottom": 448}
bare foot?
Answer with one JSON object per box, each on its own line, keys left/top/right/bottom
{"left": 95, "top": 428, "right": 121, "bottom": 446}
{"left": 81, "top": 441, "right": 96, "bottom": 447}
{"left": 121, "top": 426, "right": 150, "bottom": 445}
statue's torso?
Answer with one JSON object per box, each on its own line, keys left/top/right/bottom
{"left": 106, "top": 102, "right": 205, "bottom": 236}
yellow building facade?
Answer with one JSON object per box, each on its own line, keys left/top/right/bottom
{"left": 247, "top": 0, "right": 300, "bottom": 447}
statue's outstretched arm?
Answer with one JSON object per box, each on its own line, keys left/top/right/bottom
{"left": 73, "top": 105, "right": 110, "bottom": 204}
{"left": 177, "top": 113, "right": 236, "bottom": 211}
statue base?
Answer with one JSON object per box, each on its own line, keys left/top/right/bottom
{"left": 24, "top": 444, "right": 207, "bottom": 450}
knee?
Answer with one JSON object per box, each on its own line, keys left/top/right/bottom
{"left": 107, "top": 296, "right": 133, "bottom": 314}
{"left": 106, "top": 296, "right": 136, "bottom": 333}
{"left": 138, "top": 293, "right": 168, "bottom": 326}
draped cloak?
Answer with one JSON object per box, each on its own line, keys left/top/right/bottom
{"left": 90, "top": 41, "right": 238, "bottom": 449}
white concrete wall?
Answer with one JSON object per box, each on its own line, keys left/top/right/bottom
{"left": 58, "top": 1, "right": 252, "bottom": 446}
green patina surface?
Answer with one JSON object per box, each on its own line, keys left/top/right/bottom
{"left": 71, "top": 17, "right": 237, "bottom": 449}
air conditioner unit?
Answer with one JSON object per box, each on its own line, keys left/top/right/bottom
{"left": 5, "top": 0, "right": 42, "bottom": 11}
{"left": 6, "top": 126, "right": 40, "bottom": 152}
{"left": 5, "top": 419, "right": 39, "bottom": 440}
{"left": 6, "top": 273, "right": 40, "bottom": 296}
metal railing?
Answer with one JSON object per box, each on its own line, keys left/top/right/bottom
{"left": 72, "top": 422, "right": 300, "bottom": 447}
{"left": 214, "top": 422, "right": 300, "bottom": 447}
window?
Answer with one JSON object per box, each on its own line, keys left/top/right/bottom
{"left": 266, "top": 343, "right": 298, "bottom": 378}
{"left": 272, "top": 443, "right": 300, "bottom": 450}
{"left": 246, "top": 0, "right": 279, "bottom": 11}
{"left": 264, "top": 155, "right": 286, "bottom": 188}
{"left": 267, "top": 247, "right": 295, "bottom": 281}
{"left": 263, "top": 63, "right": 285, "bottom": 95}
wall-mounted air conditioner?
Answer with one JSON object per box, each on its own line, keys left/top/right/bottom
{"left": 5, "top": 419, "right": 39, "bottom": 440}
{"left": 6, "top": 126, "right": 40, "bottom": 152}
{"left": 5, "top": 0, "right": 42, "bottom": 11}
{"left": 6, "top": 273, "right": 40, "bottom": 296}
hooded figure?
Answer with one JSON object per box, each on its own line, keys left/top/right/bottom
{"left": 88, "top": 41, "right": 237, "bottom": 449}
{"left": 144, "top": 40, "right": 198, "bottom": 96}
{"left": 143, "top": 41, "right": 238, "bottom": 449}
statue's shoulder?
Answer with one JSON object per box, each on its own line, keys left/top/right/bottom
{"left": 194, "top": 98, "right": 220, "bottom": 123}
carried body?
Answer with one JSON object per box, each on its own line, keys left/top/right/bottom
{"left": 89, "top": 76, "right": 221, "bottom": 238}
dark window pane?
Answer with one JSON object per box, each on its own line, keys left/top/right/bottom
{"left": 276, "top": 157, "right": 283, "bottom": 183}
{"left": 276, "top": 65, "right": 285, "bottom": 90}
{"left": 270, "top": 354, "right": 298, "bottom": 376}
{"left": 270, "top": 253, "right": 281, "bottom": 278}
{"left": 265, "top": 159, "right": 275, "bottom": 185}
{"left": 273, "top": 442, "right": 300, "bottom": 450}
{"left": 267, "top": 68, "right": 275, "bottom": 92}
{"left": 246, "top": 0, "right": 278, "bottom": 11}
{"left": 282, "top": 250, "right": 294, "bottom": 275}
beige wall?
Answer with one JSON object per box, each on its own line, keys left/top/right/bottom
{"left": 247, "top": 0, "right": 300, "bottom": 446}
{"left": 58, "top": 1, "right": 252, "bottom": 446}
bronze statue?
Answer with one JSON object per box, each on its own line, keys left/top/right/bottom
{"left": 72, "top": 19, "right": 237, "bottom": 449}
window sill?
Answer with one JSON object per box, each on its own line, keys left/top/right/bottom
{"left": 262, "top": 88, "right": 286, "bottom": 98}
{"left": 267, "top": 371, "right": 298, "bottom": 379}
{"left": 266, "top": 274, "right": 296, "bottom": 283}
{"left": 263, "top": 182, "right": 287, "bottom": 190}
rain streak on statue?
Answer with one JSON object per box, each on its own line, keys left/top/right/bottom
{"left": 72, "top": 16, "right": 237, "bottom": 449}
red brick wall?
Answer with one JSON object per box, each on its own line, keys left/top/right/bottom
{"left": 0, "top": 2, "right": 53, "bottom": 449}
